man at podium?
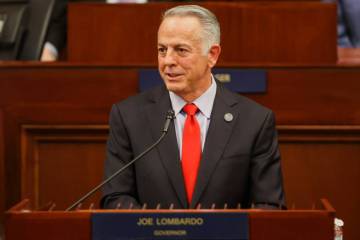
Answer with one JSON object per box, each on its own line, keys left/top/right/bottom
{"left": 101, "top": 5, "right": 285, "bottom": 210}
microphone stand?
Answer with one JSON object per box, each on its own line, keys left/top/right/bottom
{"left": 66, "top": 109, "right": 175, "bottom": 211}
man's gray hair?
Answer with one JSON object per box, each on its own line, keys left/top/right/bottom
{"left": 163, "top": 5, "right": 221, "bottom": 54}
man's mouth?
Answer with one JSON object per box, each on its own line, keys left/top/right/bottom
{"left": 166, "top": 73, "right": 183, "bottom": 79}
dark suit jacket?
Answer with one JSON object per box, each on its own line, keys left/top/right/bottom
{"left": 101, "top": 82, "right": 285, "bottom": 209}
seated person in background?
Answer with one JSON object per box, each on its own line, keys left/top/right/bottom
{"left": 101, "top": 5, "right": 286, "bottom": 209}
{"left": 324, "top": 0, "right": 360, "bottom": 48}
{"left": 41, "top": 0, "right": 67, "bottom": 61}
{"left": 337, "top": 0, "right": 360, "bottom": 48}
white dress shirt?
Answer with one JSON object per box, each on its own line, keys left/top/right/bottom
{"left": 169, "top": 76, "right": 217, "bottom": 158}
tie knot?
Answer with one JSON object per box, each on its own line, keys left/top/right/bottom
{"left": 183, "top": 104, "right": 198, "bottom": 116}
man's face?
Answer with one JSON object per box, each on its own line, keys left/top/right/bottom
{"left": 157, "top": 16, "right": 220, "bottom": 101}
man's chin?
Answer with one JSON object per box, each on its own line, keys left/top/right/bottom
{"left": 164, "top": 82, "right": 183, "bottom": 92}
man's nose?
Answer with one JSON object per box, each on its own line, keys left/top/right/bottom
{"left": 163, "top": 50, "right": 177, "bottom": 65}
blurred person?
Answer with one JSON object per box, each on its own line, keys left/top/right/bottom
{"left": 324, "top": 0, "right": 360, "bottom": 48}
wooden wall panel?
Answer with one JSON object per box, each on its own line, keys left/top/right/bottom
{"left": 0, "top": 110, "right": 4, "bottom": 225}
{"left": 0, "top": 66, "right": 138, "bottom": 106}
{"left": 254, "top": 68, "right": 360, "bottom": 124}
{"left": 279, "top": 126, "right": 360, "bottom": 240}
{"left": 68, "top": 2, "right": 337, "bottom": 64}
{"left": 21, "top": 125, "right": 108, "bottom": 210}
{"left": 2, "top": 106, "right": 114, "bottom": 209}
{"left": 0, "top": 65, "right": 139, "bottom": 210}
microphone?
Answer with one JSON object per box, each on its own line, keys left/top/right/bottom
{"left": 66, "top": 109, "right": 175, "bottom": 211}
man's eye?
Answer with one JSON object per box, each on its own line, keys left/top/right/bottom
{"left": 177, "top": 48, "right": 189, "bottom": 56}
{"left": 158, "top": 48, "right": 166, "bottom": 54}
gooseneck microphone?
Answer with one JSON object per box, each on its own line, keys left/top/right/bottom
{"left": 66, "top": 109, "right": 175, "bottom": 211}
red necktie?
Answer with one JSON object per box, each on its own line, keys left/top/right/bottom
{"left": 182, "top": 103, "right": 201, "bottom": 204}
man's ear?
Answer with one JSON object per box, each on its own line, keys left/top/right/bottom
{"left": 207, "top": 44, "right": 221, "bottom": 68}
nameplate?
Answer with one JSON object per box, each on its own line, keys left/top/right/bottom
{"left": 92, "top": 212, "right": 249, "bottom": 240}
{"left": 139, "top": 68, "right": 267, "bottom": 93}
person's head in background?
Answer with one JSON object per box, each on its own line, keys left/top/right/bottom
{"left": 157, "top": 5, "right": 221, "bottom": 102}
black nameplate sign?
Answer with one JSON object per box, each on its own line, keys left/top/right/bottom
{"left": 92, "top": 212, "right": 249, "bottom": 240}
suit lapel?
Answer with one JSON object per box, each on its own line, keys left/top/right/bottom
{"left": 145, "top": 87, "right": 188, "bottom": 208}
{"left": 190, "top": 84, "right": 239, "bottom": 208}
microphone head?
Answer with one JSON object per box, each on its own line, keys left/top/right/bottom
{"left": 163, "top": 109, "right": 175, "bottom": 133}
{"left": 166, "top": 109, "right": 175, "bottom": 120}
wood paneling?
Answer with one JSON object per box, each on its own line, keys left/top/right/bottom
{"left": 68, "top": 2, "right": 337, "bottom": 64}
{"left": 0, "top": 64, "right": 139, "bottom": 210}
{"left": 20, "top": 125, "right": 108, "bottom": 210}
{"left": 5, "top": 200, "right": 334, "bottom": 240}
{"left": 0, "top": 110, "right": 4, "bottom": 225}
{"left": 0, "top": 65, "right": 138, "bottom": 106}
{"left": 5, "top": 203, "right": 91, "bottom": 240}
{"left": 278, "top": 125, "right": 360, "bottom": 240}
{"left": 254, "top": 68, "right": 360, "bottom": 124}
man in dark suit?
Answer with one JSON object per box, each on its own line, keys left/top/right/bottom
{"left": 101, "top": 5, "right": 285, "bottom": 209}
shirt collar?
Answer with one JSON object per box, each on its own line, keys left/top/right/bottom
{"left": 169, "top": 75, "right": 217, "bottom": 119}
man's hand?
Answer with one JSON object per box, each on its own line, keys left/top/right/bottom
{"left": 40, "top": 42, "right": 58, "bottom": 61}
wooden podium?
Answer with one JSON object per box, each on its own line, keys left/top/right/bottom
{"left": 5, "top": 199, "right": 335, "bottom": 240}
